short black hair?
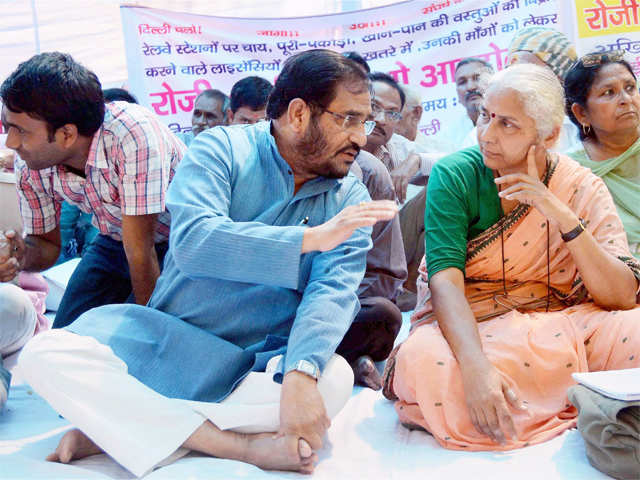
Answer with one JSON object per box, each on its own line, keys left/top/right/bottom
{"left": 196, "top": 89, "right": 230, "bottom": 112}
{"left": 0, "top": 52, "right": 105, "bottom": 140}
{"left": 368, "top": 72, "right": 406, "bottom": 109}
{"left": 343, "top": 51, "right": 370, "bottom": 73}
{"left": 103, "top": 88, "right": 138, "bottom": 104}
{"left": 564, "top": 53, "right": 637, "bottom": 140}
{"left": 267, "top": 49, "right": 368, "bottom": 120}
{"left": 455, "top": 57, "right": 495, "bottom": 74}
{"left": 230, "top": 76, "right": 273, "bottom": 113}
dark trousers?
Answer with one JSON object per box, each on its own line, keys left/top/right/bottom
{"left": 53, "top": 234, "right": 168, "bottom": 329}
{"left": 336, "top": 296, "right": 403, "bottom": 364}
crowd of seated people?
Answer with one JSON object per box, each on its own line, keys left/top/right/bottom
{"left": 0, "top": 24, "right": 638, "bottom": 479}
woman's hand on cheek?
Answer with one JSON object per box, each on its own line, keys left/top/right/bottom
{"left": 494, "top": 144, "right": 572, "bottom": 226}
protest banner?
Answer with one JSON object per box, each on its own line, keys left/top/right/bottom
{"left": 122, "top": 0, "right": 560, "bottom": 146}
{"left": 559, "top": 0, "right": 640, "bottom": 77}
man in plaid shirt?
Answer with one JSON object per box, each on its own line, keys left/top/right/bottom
{"left": 0, "top": 52, "right": 185, "bottom": 328}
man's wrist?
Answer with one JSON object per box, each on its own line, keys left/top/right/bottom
{"left": 285, "top": 359, "right": 319, "bottom": 381}
{"left": 15, "top": 246, "right": 28, "bottom": 271}
{"left": 409, "top": 153, "right": 421, "bottom": 176}
{"left": 301, "top": 226, "right": 320, "bottom": 254}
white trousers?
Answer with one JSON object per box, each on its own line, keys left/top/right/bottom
{"left": 19, "top": 329, "right": 354, "bottom": 477}
{"left": 0, "top": 283, "right": 37, "bottom": 357}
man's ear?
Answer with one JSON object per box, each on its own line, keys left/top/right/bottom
{"left": 55, "top": 124, "right": 79, "bottom": 148}
{"left": 286, "top": 98, "right": 311, "bottom": 134}
{"left": 412, "top": 105, "right": 423, "bottom": 122}
{"left": 226, "top": 109, "right": 234, "bottom": 124}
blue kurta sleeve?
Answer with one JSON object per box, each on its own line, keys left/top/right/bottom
{"left": 281, "top": 181, "right": 373, "bottom": 377}
{"left": 166, "top": 129, "right": 306, "bottom": 290}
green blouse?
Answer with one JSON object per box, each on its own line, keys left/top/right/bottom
{"left": 424, "top": 146, "right": 503, "bottom": 277}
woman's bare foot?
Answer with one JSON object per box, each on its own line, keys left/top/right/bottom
{"left": 353, "top": 355, "right": 383, "bottom": 390}
{"left": 242, "top": 434, "right": 317, "bottom": 474}
{"left": 46, "top": 429, "right": 103, "bottom": 463}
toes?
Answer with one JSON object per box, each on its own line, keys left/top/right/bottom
{"left": 362, "top": 373, "right": 383, "bottom": 390}
{"left": 301, "top": 453, "right": 318, "bottom": 465}
{"left": 354, "top": 356, "right": 375, "bottom": 374}
{"left": 300, "top": 464, "right": 315, "bottom": 475}
{"left": 354, "top": 357, "right": 383, "bottom": 390}
{"left": 57, "top": 448, "right": 73, "bottom": 464}
{"left": 45, "top": 452, "right": 60, "bottom": 462}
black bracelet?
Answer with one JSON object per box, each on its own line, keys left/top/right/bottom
{"left": 561, "top": 218, "right": 586, "bottom": 242}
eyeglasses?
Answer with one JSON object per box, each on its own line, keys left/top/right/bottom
{"left": 580, "top": 49, "right": 626, "bottom": 67}
{"left": 371, "top": 104, "right": 403, "bottom": 123}
{"left": 322, "top": 108, "right": 376, "bottom": 135}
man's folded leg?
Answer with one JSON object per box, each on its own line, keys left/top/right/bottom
{"left": 19, "top": 329, "right": 206, "bottom": 477}
{"left": 19, "top": 330, "right": 354, "bottom": 476}
{"left": 0, "top": 282, "right": 38, "bottom": 356}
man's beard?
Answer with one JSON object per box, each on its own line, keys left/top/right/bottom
{"left": 295, "top": 116, "right": 359, "bottom": 179}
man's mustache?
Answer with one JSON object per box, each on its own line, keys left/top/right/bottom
{"left": 371, "top": 125, "right": 385, "bottom": 136}
{"left": 465, "top": 90, "right": 483, "bottom": 102}
{"left": 337, "top": 143, "right": 361, "bottom": 156}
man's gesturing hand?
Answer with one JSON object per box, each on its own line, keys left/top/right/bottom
{"left": 301, "top": 200, "right": 398, "bottom": 254}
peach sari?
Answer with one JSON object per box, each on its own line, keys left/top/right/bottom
{"left": 386, "top": 154, "right": 640, "bottom": 451}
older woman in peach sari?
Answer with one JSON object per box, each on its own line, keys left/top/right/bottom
{"left": 383, "top": 64, "right": 640, "bottom": 451}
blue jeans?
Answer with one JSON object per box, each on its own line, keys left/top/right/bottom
{"left": 53, "top": 234, "right": 168, "bottom": 329}
{"left": 55, "top": 202, "right": 99, "bottom": 265}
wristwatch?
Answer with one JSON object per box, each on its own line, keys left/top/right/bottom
{"left": 561, "top": 218, "right": 586, "bottom": 242}
{"left": 292, "top": 359, "right": 319, "bottom": 379}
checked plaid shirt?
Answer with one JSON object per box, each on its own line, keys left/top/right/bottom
{"left": 15, "top": 102, "right": 186, "bottom": 243}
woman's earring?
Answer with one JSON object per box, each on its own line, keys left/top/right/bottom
{"left": 582, "top": 124, "right": 592, "bottom": 136}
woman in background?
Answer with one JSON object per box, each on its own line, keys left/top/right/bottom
{"left": 565, "top": 51, "right": 640, "bottom": 260}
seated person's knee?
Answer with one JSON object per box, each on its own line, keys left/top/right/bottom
{"left": 370, "top": 297, "right": 403, "bottom": 335}
{"left": 0, "top": 283, "right": 38, "bottom": 355}
{"left": 317, "top": 354, "right": 354, "bottom": 418}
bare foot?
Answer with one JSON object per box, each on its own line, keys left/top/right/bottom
{"left": 353, "top": 355, "right": 382, "bottom": 390}
{"left": 46, "top": 429, "right": 103, "bottom": 463}
{"left": 243, "top": 433, "right": 318, "bottom": 474}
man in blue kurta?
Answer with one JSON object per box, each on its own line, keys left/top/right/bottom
{"left": 19, "top": 49, "right": 398, "bottom": 476}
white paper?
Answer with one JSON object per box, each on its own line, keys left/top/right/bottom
{"left": 572, "top": 368, "right": 640, "bottom": 401}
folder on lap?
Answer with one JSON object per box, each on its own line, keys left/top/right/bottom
{"left": 572, "top": 369, "right": 640, "bottom": 401}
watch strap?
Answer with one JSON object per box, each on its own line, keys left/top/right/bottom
{"left": 561, "top": 218, "right": 586, "bottom": 242}
{"left": 293, "top": 359, "right": 319, "bottom": 379}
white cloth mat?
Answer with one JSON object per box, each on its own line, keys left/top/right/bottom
{"left": 0, "top": 380, "right": 610, "bottom": 479}
{"left": 1, "top": 312, "right": 611, "bottom": 479}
